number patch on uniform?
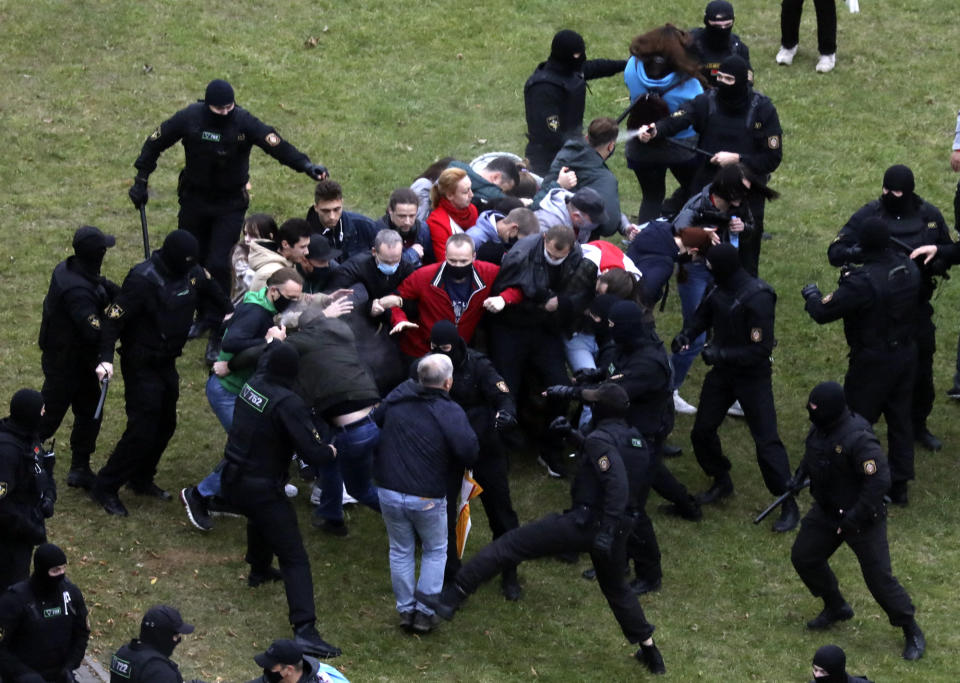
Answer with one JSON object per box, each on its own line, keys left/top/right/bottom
{"left": 201, "top": 131, "right": 222, "bottom": 142}
{"left": 111, "top": 655, "right": 132, "bottom": 679}
{"left": 863, "top": 459, "right": 877, "bottom": 475}
{"left": 750, "top": 327, "right": 762, "bottom": 342}
{"left": 597, "top": 456, "right": 611, "bottom": 472}
{"left": 631, "top": 438, "right": 644, "bottom": 448}
{"left": 43, "top": 606, "right": 63, "bottom": 618}
{"left": 240, "top": 384, "right": 269, "bottom": 413}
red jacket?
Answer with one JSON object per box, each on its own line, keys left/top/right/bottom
{"left": 427, "top": 199, "right": 478, "bottom": 262}
{"left": 390, "top": 261, "right": 521, "bottom": 357}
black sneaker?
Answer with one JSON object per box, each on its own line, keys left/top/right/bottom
{"left": 399, "top": 611, "right": 416, "bottom": 631}
{"left": 248, "top": 566, "right": 283, "bottom": 587}
{"left": 635, "top": 642, "right": 666, "bottom": 674}
{"left": 695, "top": 477, "right": 734, "bottom": 505}
{"left": 902, "top": 620, "right": 925, "bottom": 661}
{"left": 806, "top": 602, "right": 854, "bottom": 630}
{"left": 207, "top": 496, "right": 244, "bottom": 518}
{"left": 67, "top": 466, "right": 96, "bottom": 490}
{"left": 91, "top": 487, "right": 128, "bottom": 517}
{"left": 500, "top": 572, "right": 522, "bottom": 601}
{"left": 947, "top": 387, "right": 960, "bottom": 400}
{"left": 128, "top": 482, "right": 172, "bottom": 501}
{"left": 415, "top": 584, "right": 466, "bottom": 621}
{"left": 411, "top": 610, "right": 441, "bottom": 634}
{"left": 312, "top": 517, "right": 348, "bottom": 537}
{"left": 180, "top": 487, "right": 212, "bottom": 531}
{"left": 293, "top": 624, "right": 341, "bottom": 658}
{"left": 630, "top": 577, "right": 662, "bottom": 595}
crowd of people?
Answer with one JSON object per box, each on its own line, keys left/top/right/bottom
{"left": 1, "top": 1, "right": 954, "bottom": 680}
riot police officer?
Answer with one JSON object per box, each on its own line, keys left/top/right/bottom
{"left": 90, "top": 231, "right": 232, "bottom": 517}
{"left": 0, "top": 389, "right": 52, "bottom": 591}
{"left": 789, "top": 382, "right": 924, "bottom": 662}
{"left": 0, "top": 543, "right": 89, "bottom": 682}
{"left": 38, "top": 226, "right": 119, "bottom": 490}
{"left": 689, "top": 1, "right": 752, "bottom": 86}
{"left": 128, "top": 79, "right": 327, "bottom": 311}
{"left": 109, "top": 605, "right": 204, "bottom": 683}
{"left": 827, "top": 164, "right": 952, "bottom": 452}
{"left": 804, "top": 218, "right": 921, "bottom": 504}
{"left": 220, "top": 343, "right": 340, "bottom": 658}
{"left": 418, "top": 384, "right": 667, "bottom": 675}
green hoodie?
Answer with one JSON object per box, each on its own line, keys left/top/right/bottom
{"left": 216, "top": 287, "right": 277, "bottom": 395}
{"left": 449, "top": 160, "right": 505, "bottom": 205}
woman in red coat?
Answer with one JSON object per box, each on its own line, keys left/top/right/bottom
{"left": 427, "top": 167, "right": 478, "bottom": 261}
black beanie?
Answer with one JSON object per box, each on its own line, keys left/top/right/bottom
{"left": 859, "top": 217, "right": 890, "bottom": 252}
{"left": 160, "top": 230, "right": 199, "bottom": 275}
{"left": 550, "top": 29, "right": 586, "bottom": 67}
{"left": 608, "top": 300, "right": 647, "bottom": 344}
{"left": 807, "top": 382, "right": 847, "bottom": 429}
{"left": 718, "top": 55, "right": 748, "bottom": 84}
{"left": 266, "top": 342, "right": 300, "bottom": 380}
{"left": 430, "top": 320, "right": 460, "bottom": 347}
{"left": 882, "top": 164, "right": 915, "bottom": 194}
{"left": 10, "top": 389, "right": 44, "bottom": 433}
{"left": 704, "top": 0, "right": 734, "bottom": 22}
{"left": 204, "top": 79, "right": 234, "bottom": 107}
{"left": 706, "top": 243, "right": 741, "bottom": 282}
{"left": 812, "top": 644, "right": 847, "bottom": 681}
{"left": 589, "top": 293, "right": 620, "bottom": 321}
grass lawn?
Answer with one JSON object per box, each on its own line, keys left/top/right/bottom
{"left": 3, "top": 0, "right": 960, "bottom": 680}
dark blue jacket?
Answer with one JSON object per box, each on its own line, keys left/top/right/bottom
{"left": 626, "top": 219, "right": 679, "bottom": 306}
{"left": 374, "top": 215, "right": 434, "bottom": 268}
{"left": 373, "top": 380, "right": 478, "bottom": 498}
{"left": 305, "top": 207, "right": 378, "bottom": 263}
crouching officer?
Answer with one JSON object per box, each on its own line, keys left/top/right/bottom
{"left": 418, "top": 384, "right": 667, "bottom": 675}
{"left": 789, "top": 382, "right": 925, "bottom": 661}
{"left": 0, "top": 543, "right": 90, "bottom": 683}
{"left": 247, "top": 639, "right": 350, "bottom": 683}
{"left": 220, "top": 343, "right": 341, "bottom": 658}
{"left": 109, "top": 605, "right": 205, "bottom": 683}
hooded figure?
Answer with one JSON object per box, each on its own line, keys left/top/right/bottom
{"left": 806, "top": 382, "right": 848, "bottom": 431}
{"left": 159, "top": 230, "right": 200, "bottom": 276}
{"left": 702, "top": 1, "right": 735, "bottom": 50}
{"left": 72, "top": 225, "right": 116, "bottom": 277}
{"left": 880, "top": 164, "right": 916, "bottom": 216}
{"left": 429, "top": 319, "right": 467, "bottom": 368}
{"left": 716, "top": 55, "right": 750, "bottom": 112}
{"left": 9, "top": 389, "right": 44, "bottom": 436}
{"left": 705, "top": 242, "right": 742, "bottom": 287}
{"left": 30, "top": 542, "right": 67, "bottom": 596}
{"left": 550, "top": 29, "right": 587, "bottom": 71}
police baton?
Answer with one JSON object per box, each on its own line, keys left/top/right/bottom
{"left": 139, "top": 205, "right": 150, "bottom": 260}
{"left": 93, "top": 378, "right": 110, "bottom": 421}
{"left": 753, "top": 479, "right": 808, "bottom": 524}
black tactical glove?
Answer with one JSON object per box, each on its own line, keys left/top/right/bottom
{"left": 671, "top": 333, "right": 691, "bottom": 354}
{"left": 838, "top": 509, "right": 859, "bottom": 536}
{"left": 544, "top": 385, "right": 581, "bottom": 400}
{"left": 801, "top": 283, "right": 821, "bottom": 301}
{"left": 548, "top": 416, "right": 573, "bottom": 437}
{"left": 701, "top": 345, "right": 724, "bottom": 366}
{"left": 40, "top": 493, "right": 55, "bottom": 519}
{"left": 592, "top": 519, "right": 617, "bottom": 559}
{"left": 305, "top": 163, "right": 329, "bottom": 181}
{"left": 845, "top": 246, "right": 864, "bottom": 263}
{"left": 785, "top": 467, "right": 808, "bottom": 494}
{"left": 573, "top": 367, "right": 604, "bottom": 384}
{"left": 128, "top": 176, "right": 149, "bottom": 208}
{"left": 494, "top": 410, "right": 517, "bottom": 431}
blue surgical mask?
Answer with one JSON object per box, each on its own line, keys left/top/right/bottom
{"left": 377, "top": 260, "right": 400, "bottom": 275}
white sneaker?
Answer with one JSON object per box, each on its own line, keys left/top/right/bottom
{"left": 284, "top": 483, "right": 299, "bottom": 498}
{"left": 727, "top": 400, "right": 745, "bottom": 418}
{"left": 342, "top": 484, "right": 358, "bottom": 505}
{"left": 673, "top": 390, "right": 697, "bottom": 415}
{"left": 310, "top": 483, "right": 323, "bottom": 505}
{"left": 815, "top": 53, "right": 836, "bottom": 73}
{"left": 776, "top": 45, "right": 798, "bottom": 65}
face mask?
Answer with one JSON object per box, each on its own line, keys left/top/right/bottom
{"left": 881, "top": 192, "right": 909, "bottom": 215}
{"left": 643, "top": 55, "right": 669, "bottom": 79}
{"left": 444, "top": 263, "right": 473, "bottom": 280}
{"left": 264, "top": 669, "right": 283, "bottom": 683}
{"left": 377, "top": 260, "right": 400, "bottom": 275}
{"left": 543, "top": 248, "right": 566, "bottom": 266}
{"left": 705, "top": 24, "right": 733, "bottom": 49}
{"left": 273, "top": 293, "right": 295, "bottom": 313}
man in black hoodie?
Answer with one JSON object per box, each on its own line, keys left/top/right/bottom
{"left": 108, "top": 605, "right": 204, "bottom": 683}
{"left": 689, "top": 1, "right": 752, "bottom": 86}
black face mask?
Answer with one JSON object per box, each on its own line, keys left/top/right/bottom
{"left": 444, "top": 263, "right": 473, "bottom": 281}
{"left": 263, "top": 669, "right": 283, "bottom": 683}
{"left": 643, "top": 55, "right": 669, "bottom": 79}
{"left": 881, "top": 191, "right": 911, "bottom": 215}
{"left": 431, "top": 342, "right": 466, "bottom": 369}
{"left": 31, "top": 570, "right": 65, "bottom": 596}
{"left": 273, "top": 293, "right": 295, "bottom": 313}
{"left": 75, "top": 246, "right": 107, "bottom": 276}
{"left": 705, "top": 24, "right": 732, "bottom": 49}
{"left": 204, "top": 106, "right": 236, "bottom": 128}
{"left": 717, "top": 79, "right": 749, "bottom": 111}
{"left": 142, "top": 630, "right": 180, "bottom": 657}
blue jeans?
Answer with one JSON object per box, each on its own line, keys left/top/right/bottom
{"left": 564, "top": 332, "right": 599, "bottom": 373}
{"left": 378, "top": 488, "right": 447, "bottom": 615}
{"left": 672, "top": 261, "right": 712, "bottom": 390}
{"left": 198, "top": 375, "right": 237, "bottom": 498}
{"left": 312, "top": 416, "right": 381, "bottom": 522}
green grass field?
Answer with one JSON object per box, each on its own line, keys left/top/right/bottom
{"left": 4, "top": 0, "right": 960, "bottom": 680}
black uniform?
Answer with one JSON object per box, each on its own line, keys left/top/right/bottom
{"left": 133, "top": 102, "right": 316, "bottom": 295}
{"left": 109, "top": 640, "right": 186, "bottom": 683}
{"left": 689, "top": 27, "right": 751, "bottom": 87}
{"left": 38, "top": 256, "right": 117, "bottom": 480}
{"left": 221, "top": 348, "right": 335, "bottom": 631}
{"left": 92, "top": 249, "right": 232, "bottom": 506}
{"left": 0, "top": 575, "right": 89, "bottom": 681}
{"left": 454, "top": 418, "right": 657, "bottom": 645}
{"left": 827, "top": 196, "right": 952, "bottom": 439}
{"left": 0, "top": 420, "right": 49, "bottom": 590}
{"left": 683, "top": 266, "right": 792, "bottom": 496}
{"left": 804, "top": 249, "right": 921, "bottom": 492}
{"left": 791, "top": 410, "right": 915, "bottom": 628}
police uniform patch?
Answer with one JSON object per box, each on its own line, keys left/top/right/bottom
{"left": 0, "top": 482, "right": 6, "bottom": 499}
{"left": 671, "top": 109, "right": 685, "bottom": 117}
{"left": 597, "top": 456, "right": 611, "bottom": 472}
{"left": 631, "top": 437, "right": 644, "bottom": 448}
{"left": 0, "top": 626, "right": 4, "bottom": 642}
{"left": 88, "top": 314, "right": 101, "bottom": 330}
{"left": 106, "top": 303, "right": 124, "bottom": 320}
{"left": 821, "top": 293, "right": 833, "bottom": 304}
{"left": 149, "top": 127, "right": 161, "bottom": 141}
{"left": 237, "top": 133, "right": 246, "bottom": 142}
{"left": 767, "top": 135, "right": 780, "bottom": 149}
{"left": 835, "top": 445, "right": 843, "bottom": 454}
{"left": 546, "top": 115, "right": 560, "bottom": 133}
{"left": 754, "top": 121, "right": 763, "bottom": 129}
{"left": 750, "top": 327, "right": 762, "bottom": 342}
{"left": 190, "top": 277, "right": 198, "bottom": 287}
{"left": 265, "top": 132, "right": 281, "bottom": 146}
{"left": 201, "top": 131, "right": 222, "bottom": 142}
{"left": 863, "top": 459, "right": 877, "bottom": 475}
{"left": 496, "top": 381, "right": 509, "bottom": 393}
{"left": 928, "top": 222, "right": 937, "bottom": 229}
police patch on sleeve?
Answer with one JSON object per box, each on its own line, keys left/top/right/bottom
{"left": 0, "top": 482, "right": 7, "bottom": 499}
{"left": 767, "top": 135, "right": 781, "bottom": 149}
{"left": 265, "top": 132, "right": 282, "bottom": 147}
{"left": 149, "top": 126, "right": 161, "bottom": 141}
{"left": 87, "top": 314, "right": 101, "bottom": 330}
{"left": 671, "top": 109, "right": 685, "bottom": 118}
{"left": 0, "top": 625, "right": 4, "bottom": 641}
{"left": 750, "top": 327, "right": 762, "bottom": 342}
{"left": 597, "top": 456, "right": 611, "bottom": 472}
{"left": 105, "top": 303, "right": 124, "bottom": 320}
{"left": 496, "top": 381, "right": 509, "bottom": 393}
{"left": 863, "top": 459, "right": 877, "bottom": 475}
{"left": 821, "top": 293, "right": 833, "bottom": 304}
{"left": 546, "top": 115, "right": 560, "bottom": 133}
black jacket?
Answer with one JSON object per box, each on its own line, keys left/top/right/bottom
{"left": 38, "top": 257, "right": 118, "bottom": 360}
{"left": 306, "top": 208, "right": 379, "bottom": 263}
{"left": 328, "top": 252, "right": 415, "bottom": 321}
{"left": 570, "top": 419, "right": 647, "bottom": 524}
{"left": 0, "top": 419, "right": 47, "bottom": 546}
{"left": 110, "top": 639, "right": 183, "bottom": 683}
{"left": 689, "top": 27, "right": 751, "bottom": 87}
{"left": 597, "top": 334, "right": 674, "bottom": 439}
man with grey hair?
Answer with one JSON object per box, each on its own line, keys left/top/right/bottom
{"left": 372, "top": 353, "right": 479, "bottom": 634}
{"left": 329, "top": 228, "right": 415, "bottom": 325}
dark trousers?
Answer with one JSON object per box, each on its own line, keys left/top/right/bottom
{"left": 691, "top": 367, "right": 791, "bottom": 496}
{"left": 0, "top": 540, "right": 34, "bottom": 592}
{"left": 911, "top": 316, "right": 935, "bottom": 433}
{"left": 632, "top": 161, "right": 698, "bottom": 223}
{"left": 39, "top": 352, "right": 103, "bottom": 470}
{"left": 791, "top": 504, "right": 914, "bottom": 627}
{"left": 844, "top": 346, "right": 916, "bottom": 484}
{"left": 178, "top": 192, "right": 247, "bottom": 303}
{"left": 646, "top": 432, "right": 692, "bottom": 507}
{"left": 954, "top": 177, "right": 960, "bottom": 236}
{"left": 626, "top": 482, "right": 661, "bottom": 583}
{"left": 222, "top": 470, "right": 316, "bottom": 628}
{"left": 96, "top": 357, "right": 179, "bottom": 494}
{"left": 780, "top": 0, "right": 838, "bottom": 54}
{"left": 456, "top": 511, "right": 655, "bottom": 643}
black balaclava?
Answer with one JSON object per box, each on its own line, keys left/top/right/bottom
{"left": 265, "top": 342, "right": 300, "bottom": 384}
{"left": 703, "top": 1, "right": 735, "bottom": 49}
{"left": 881, "top": 164, "right": 915, "bottom": 215}
{"left": 858, "top": 217, "right": 890, "bottom": 254}
{"left": 716, "top": 55, "right": 750, "bottom": 111}
{"left": 31, "top": 543, "right": 67, "bottom": 595}
{"left": 430, "top": 320, "right": 466, "bottom": 368}
{"left": 807, "top": 382, "right": 847, "bottom": 430}
{"left": 550, "top": 29, "right": 586, "bottom": 70}
{"left": 159, "top": 230, "right": 199, "bottom": 275}
{"left": 608, "top": 300, "right": 648, "bottom": 346}
{"left": 73, "top": 225, "right": 115, "bottom": 276}
{"left": 812, "top": 644, "right": 847, "bottom": 682}
{"left": 643, "top": 54, "right": 670, "bottom": 79}
{"left": 705, "top": 243, "right": 741, "bottom": 286}
{"left": 204, "top": 79, "right": 235, "bottom": 126}
{"left": 587, "top": 293, "right": 619, "bottom": 341}
{"left": 584, "top": 383, "right": 630, "bottom": 422}
{"left": 10, "top": 388, "right": 44, "bottom": 435}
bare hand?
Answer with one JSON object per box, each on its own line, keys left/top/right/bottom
{"left": 389, "top": 321, "right": 419, "bottom": 336}
{"left": 380, "top": 294, "right": 403, "bottom": 309}
{"left": 483, "top": 296, "right": 506, "bottom": 313}
{"left": 557, "top": 167, "right": 578, "bottom": 189}
{"left": 705, "top": 227, "right": 721, "bottom": 245}
{"left": 96, "top": 362, "right": 114, "bottom": 381}
{"left": 330, "top": 288, "right": 354, "bottom": 301}
{"left": 370, "top": 299, "right": 385, "bottom": 317}
{"left": 624, "top": 224, "right": 640, "bottom": 241}
{"left": 728, "top": 216, "right": 745, "bottom": 233}
{"left": 951, "top": 150, "right": 960, "bottom": 173}
{"left": 411, "top": 243, "right": 425, "bottom": 257}
{"left": 212, "top": 360, "right": 230, "bottom": 377}
{"left": 544, "top": 296, "right": 559, "bottom": 312}
{"left": 638, "top": 124, "right": 656, "bottom": 143}
{"left": 710, "top": 151, "right": 740, "bottom": 166}
{"left": 323, "top": 297, "right": 354, "bottom": 318}
{"left": 910, "top": 244, "right": 939, "bottom": 264}
{"left": 265, "top": 325, "right": 287, "bottom": 342}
